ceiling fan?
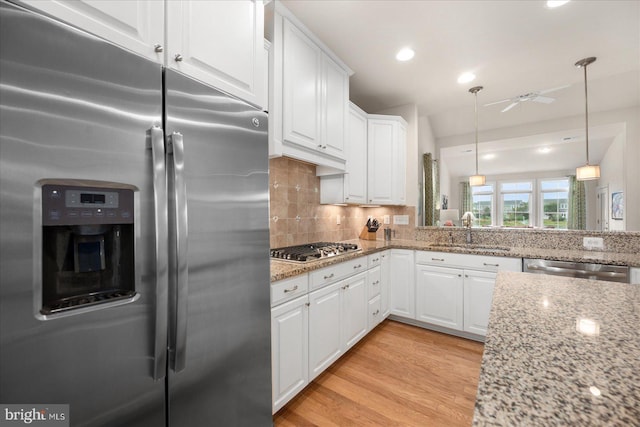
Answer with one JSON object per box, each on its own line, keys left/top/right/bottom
{"left": 484, "top": 85, "right": 570, "bottom": 112}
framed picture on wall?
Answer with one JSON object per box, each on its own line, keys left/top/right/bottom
{"left": 611, "top": 192, "right": 623, "bottom": 220}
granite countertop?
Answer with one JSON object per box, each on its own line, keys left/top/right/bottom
{"left": 473, "top": 271, "right": 640, "bottom": 426}
{"left": 270, "top": 239, "right": 640, "bottom": 282}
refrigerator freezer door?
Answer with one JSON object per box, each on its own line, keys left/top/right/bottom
{"left": 0, "top": 3, "right": 165, "bottom": 426}
{"left": 164, "top": 69, "right": 272, "bottom": 426}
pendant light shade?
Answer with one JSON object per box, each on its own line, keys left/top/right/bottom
{"left": 468, "top": 86, "right": 485, "bottom": 186}
{"left": 575, "top": 57, "right": 600, "bottom": 181}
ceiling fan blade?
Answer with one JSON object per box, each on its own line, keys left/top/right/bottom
{"left": 501, "top": 102, "right": 519, "bottom": 112}
{"left": 484, "top": 99, "right": 511, "bottom": 107}
{"left": 538, "top": 84, "right": 571, "bottom": 95}
{"left": 532, "top": 95, "right": 555, "bottom": 104}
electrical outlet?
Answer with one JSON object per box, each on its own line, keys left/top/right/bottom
{"left": 583, "top": 237, "right": 604, "bottom": 250}
{"left": 383, "top": 215, "right": 390, "bottom": 224}
{"left": 336, "top": 215, "right": 341, "bottom": 225}
{"left": 393, "top": 215, "right": 409, "bottom": 225}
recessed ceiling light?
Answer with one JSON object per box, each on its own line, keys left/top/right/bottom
{"left": 482, "top": 153, "right": 496, "bottom": 160}
{"left": 396, "top": 47, "right": 415, "bottom": 62}
{"left": 457, "top": 72, "right": 476, "bottom": 84}
{"left": 546, "top": 0, "right": 570, "bottom": 8}
{"left": 538, "top": 147, "right": 552, "bottom": 154}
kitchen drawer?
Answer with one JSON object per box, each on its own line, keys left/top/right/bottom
{"left": 367, "top": 265, "right": 381, "bottom": 298}
{"left": 415, "top": 251, "right": 521, "bottom": 272}
{"left": 368, "top": 252, "right": 383, "bottom": 268}
{"left": 271, "top": 274, "right": 309, "bottom": 307}
{"left": 309, "top": 256, "right": 367, "bottom": 290}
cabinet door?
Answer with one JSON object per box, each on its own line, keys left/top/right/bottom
{"left": 308, "top": 281, "right": 342, "bottom": 380}
{"left": 166, "top": 0, "right": 265, "bottom": 108}
{"left": 342, "top": 272, "right": 368, "bottom": 350}
{"left": 393, "top": 122, "right": 407, "bottom": 205}
{"left": 19, "top": 0, "right": 164, "bottom": 63}
{"left": 367, "top": 265, "right": 381, "bottom": 299}
{"left": 344, "top": 103, "right": 368, "bottom": 204}
{"left": 322, "top": 55, "right": 347, "bottom": 159}
{"left": 389, "top": 249, "right": 415, "bottom": 318}
{"left": 380, "top": 251, "right": 391, "bottom": 318}
{"left": 415, "top": 265, "right": 464, "bottom": 330}
{"left": 368, "top": 294, "right": 382, "bottom": 331}
{"left": 271, "top": 295, "right": 309, "bottom": 413}
{"left": 367, "top": 119, "right": 395, "bottom": 204}
{"left": 463, "top": 270, "right": 497, "bottom": 336}
{"left": 281, "top": 19, "right": 321, "bottom": 150}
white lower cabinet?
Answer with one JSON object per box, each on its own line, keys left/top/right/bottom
{"left": 341, "top": 272, "right": 369, "bottom": 349}
{"left": 270, "top": 253, "right": 386, "bottom": 412}
{"left": 463, "top": 270, "right": 498, "bottom": 335}
{"left": 416, "top": 265, "right": 463, "bottom": 330}
{"left": 308, "top": 281, "right": 342, "bottom": 380}
{"left": 412, "top": 251, "right": 521, "bottom": 338}
{"left": 389, "top": 249, "right": 415, "bottom": 318}
{"left": 271, "top": 294, "right": 309, "bottom": 413}
{"left": 380, "top": 250, "right": 391, "bottom": 318}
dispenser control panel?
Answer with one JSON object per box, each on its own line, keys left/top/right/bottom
{"left": 42, "top": 184, "right": 134, "bottom": 226}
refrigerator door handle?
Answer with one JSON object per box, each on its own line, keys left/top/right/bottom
{"left": 168, "top": 131, "right": 189, "bottom": 373}
{"left": 149, "top": 125, "right": 169, "bottom": 381}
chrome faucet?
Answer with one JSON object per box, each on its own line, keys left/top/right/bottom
{"left": 461, "top": 211, "right": 475, "bottom": 244}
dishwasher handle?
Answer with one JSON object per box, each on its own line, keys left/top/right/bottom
{"left": 525, "top": 263, "right": 628, "bottom": 280}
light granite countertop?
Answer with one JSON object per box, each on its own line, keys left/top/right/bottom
{"left": 473, "top": 271, "right": 640, "bottom": 426}
{"left": 270, "top": 239, "right": 640, "bottom": 282}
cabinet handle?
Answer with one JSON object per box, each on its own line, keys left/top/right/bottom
{"left": 432, "top": 258, "right": 445, "bottom": 262}
{"left": 342, "top": 284, "right": 350, "bottom": 290}
{"left": 465, "top": 275, "right": 469, "bottom": 278}
{"left": 174, "top": 53, "right": 183, "bottom": 62}
{"left": 381, "top": 254, "right": 386, "bottom": 258}
{"left": 324, "top": 273, "right": 334, "bottom": 280}
{"left": 373, "top": 280, "right": 379, "bottom": 285}
{"left": 375, "top": 309, "right": 379, "bottom": 315}
{"left": 458, "top": 274, "right": 462, "bottom": 277}
{"left": 305, "top": 302, "right": 310, "bottom": 307}
{"left": 373, "top": 258, "right": 379, "bottom": 262}
{"left": 483, "top": 263, "right": 499, "bottom": 267}
{"left": 354, "top": 264, "right": 362, "bottom": 269}
{"left": 154, "top": 44, "right": 163, "bottom": 53}
{"left": 283, "top": 285, "right": 298, "bottom": 293}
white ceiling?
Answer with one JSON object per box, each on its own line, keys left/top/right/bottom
{"left": 280, "top": 0, "right": 640, "bottom": 139}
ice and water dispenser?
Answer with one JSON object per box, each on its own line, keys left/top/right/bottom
{"left": 38, "top": 180, "right": 138, "bottom": 317}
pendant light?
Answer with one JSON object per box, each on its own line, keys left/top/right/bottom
{"left": 575, "top": 57, "right": 600, "bottom": 181}
{"left": 468, "top": 86, "right": 486, "bottom": 186}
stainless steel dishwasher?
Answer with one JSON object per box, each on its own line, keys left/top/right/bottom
{"left": 523, "top": 258, "right": 630, "bottom": 283}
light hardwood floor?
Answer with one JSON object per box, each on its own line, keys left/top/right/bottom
{"left": 273, "top": 320, "right": 484, "bottom": 427}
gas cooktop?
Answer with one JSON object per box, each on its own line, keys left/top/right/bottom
{"left": 270, "top": 242, "right": 360, "bottom": 263}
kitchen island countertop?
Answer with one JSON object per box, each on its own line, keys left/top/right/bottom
{"left": 473, "top": 271, "right": 640, "bottom": 426}
{"left": 270, "top": 239, "right": 640, "bottom": 282}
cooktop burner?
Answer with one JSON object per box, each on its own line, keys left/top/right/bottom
{"left": 270, "top": 242, "right": 360, "bottom": 263}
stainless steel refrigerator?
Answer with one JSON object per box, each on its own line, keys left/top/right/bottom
{"left": 0, "top": 1, "right": 272, "bottom": 426}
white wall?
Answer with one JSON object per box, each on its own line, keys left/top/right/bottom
{"left": 599, "top": 132, "right": 625, "bottom": 230}
{"left": 436, "top": 106, "right": 639, "bottom": 230}
{"left": 375, "top": 103, "right": 419, "bottom": 224}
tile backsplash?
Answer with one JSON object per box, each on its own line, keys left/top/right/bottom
{"left": 269, "top": 157, "right": 415, "bottom": 248}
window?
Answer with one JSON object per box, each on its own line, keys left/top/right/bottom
{"left": 471, "top": 184, "right": 494, "bottom": 226}
{"left": 540, "top": 178, "right": 569, "bottom": 229}
{"left": 500, "top": 181, "right": 532, "bottom": 227}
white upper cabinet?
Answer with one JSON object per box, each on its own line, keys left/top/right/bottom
{"left": 267, "top": 2, "right": 352, "bottom": 173}
{"left": 166, "top": 0, "right": 265, "bottom": 108}
{"left": 320, "top": 105, "right": 407, "bottom": 206}
{"left": 281, "top": 20, "right": 322, "bottom": 150}
{"left": 343, "top": 103, "right": 368, "bottom": 204}
{"left": 367, "top": 115, "right": 407, "bottom": 205}
{"left": 18, "top": 0, "right": 165, "bottom": 63}
{"left": 21, "top": 0, "right": 266, "bottom": 108}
